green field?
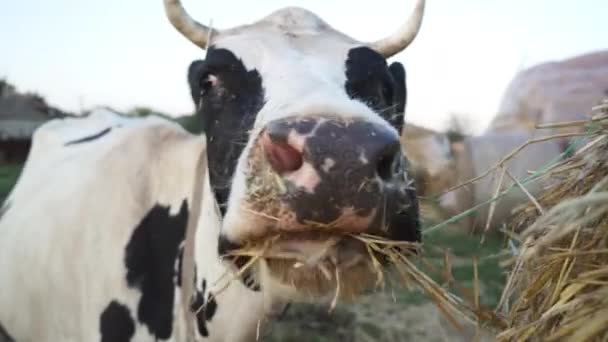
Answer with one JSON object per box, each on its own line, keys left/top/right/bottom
{"left": 0, "top": 163, "right": 506, "bottom": 341}
{"left": 0, "top": 163, "right": 22, "bottom": 204}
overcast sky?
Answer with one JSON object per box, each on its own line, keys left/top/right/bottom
{"left": 1, "top": 0, "right": 606, "bottom": 133}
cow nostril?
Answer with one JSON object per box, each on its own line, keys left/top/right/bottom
{"left": 375, "top": 141, "right": 402, "bottom": 182}
{"left": 261, "top": 131, "right": 303, "bottom": 174}
{"left": 376, "top": 151, "right": 395, "bottom": 181}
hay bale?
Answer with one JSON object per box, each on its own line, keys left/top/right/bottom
{"left": 497, "top": 99, "right": 608, "bottom": 341}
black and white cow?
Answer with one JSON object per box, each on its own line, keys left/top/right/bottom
{"left": 0, "top": 0, "right": 425, "bottom": 340}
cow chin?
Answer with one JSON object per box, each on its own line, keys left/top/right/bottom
{"left": 221, "top": 230, "right": 389, "bottom": 302}
{"left": 260, "top": 236, "right": 380, "bottom": 302}
{"left": 218, "top": 189, "right": 391, "bottom": 301}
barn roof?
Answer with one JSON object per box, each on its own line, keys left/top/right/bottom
{"left": 0, "top": 90, "right": 70, "bottom": 140}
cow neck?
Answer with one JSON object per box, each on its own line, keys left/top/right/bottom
{"left": 181, "top": 139, "right": 208, "bottom": 342}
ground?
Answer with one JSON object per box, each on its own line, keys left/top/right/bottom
{"left": 0, "top": 164, "right": 507, "bottom": 341}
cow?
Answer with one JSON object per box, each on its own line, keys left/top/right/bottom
{"left": 491, "top": 49, "right": 608, "bottom": 146}
{"left": 0, "top": 0, "right": 425, "bottom": 341}
{"left": 400, "top": 125, "right": 454, "bottom": 197}
{"left": 435, "top": 128, "right": 564, "bottom": 231}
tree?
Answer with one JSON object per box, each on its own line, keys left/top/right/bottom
{"left": 445, "top": 113, "right": 473, "bottom": 143}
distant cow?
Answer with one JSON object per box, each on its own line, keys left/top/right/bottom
{"left": 0, "top": 0, "right": 425, "bottom": 340}
{"left": 400, "top": 125, "right": 454, "bottom": 196}
{"left": 491, "top": 49, "right": 608, "bottom": 141}
{"left": 437, "top": 129, "right": 563, "bottom": 230}
{"left": 413, "top": 51, "right": 608, "bottom": 231}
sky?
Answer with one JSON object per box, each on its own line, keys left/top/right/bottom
{"left": 1, "top": 0, "right": 607, "bottom": 133}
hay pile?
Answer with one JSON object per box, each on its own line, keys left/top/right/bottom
{"left": 497, "top": 99, "right": 608, "bottom": 341}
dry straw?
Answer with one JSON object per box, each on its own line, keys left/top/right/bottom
{"left": 224, "top": 230, "right": 505, "bottom": 333}
{"left": 496, "top": 99, "right": 608, "bottom": 341}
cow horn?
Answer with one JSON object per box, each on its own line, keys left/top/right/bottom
{"left": 369, "top": 0, "right": 425, "bottom": 58}
{"left": 163, "top": 0, "right": 219, "bottom": 49}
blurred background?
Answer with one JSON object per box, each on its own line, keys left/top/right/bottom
{"left": 1, "top": 0, "right": 607, "bottom": 132}
{"left": 1, "top": 1, "right": 607, "bottom": 340}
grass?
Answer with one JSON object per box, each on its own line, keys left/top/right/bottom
{"left": 422, "top": 228, "right": 506, "bottom": 308}
{"left": 0, "top": 163, "right": 23, "bottom": 204}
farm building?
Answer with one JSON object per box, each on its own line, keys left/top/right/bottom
{"left": 0, "top": 80, "right": 71, "bottom": 163}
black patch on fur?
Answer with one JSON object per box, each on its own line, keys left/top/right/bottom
{"left": 344, "top": 47, "right": 407, "bottom": 133}
{"left": 0, "top": 321, "right": 14, "bottom": 342}
{"left": 124, "top": 201, "right": 188, "bottom": 340}
{"left": 217, "top": 235, "right": 261, "bottom": 291}
{"left": 191, "top": 279, "right": 218, "bottom": 337}
{"left": 187, "top": 47, "right": 265, "bottom": 216}
{"left": 100, "top": 301, "right": 135, "bottom": 342}
{"left": 388, "top": 62, "right": 407, "bottom": 132}
{"left": 217, "top": 234, "right": 243, "bottom": 257}
{"left": 188, "top": 60, "right": 207, "bottom": 107}
{"left": 241, "top": 269, "right": 261, "bottom": 291}
{"left": 65, "top": 127, "right": 112, "bottom": 146}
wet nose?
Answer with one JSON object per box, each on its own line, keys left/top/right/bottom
{"left": 258, "top": 117, "right": 404, "bottom": 229}
{"left": 261, "top": 117, "right": 404, "bottom": 181}
{"left": 261, "top": 117, "right": 402, "bottom": 182}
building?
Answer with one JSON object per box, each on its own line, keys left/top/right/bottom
{"left": 0, "top": 80, "right": 71, "bottom": 164}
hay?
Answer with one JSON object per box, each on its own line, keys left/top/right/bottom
{"left": 224, "top": 230, "right": 504, "bottom": 332}
{"left": 497, "top": 99, "right": 608, "bottom": 341}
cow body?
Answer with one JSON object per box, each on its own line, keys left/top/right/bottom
{"left": 492, "top": 49, "right": 608, "bottom": 136}
{"left": 0, "top": 0, "right": 426, "bottom": 340}
{"left": 0, "top": 110, "right": 269, "bottom": 341}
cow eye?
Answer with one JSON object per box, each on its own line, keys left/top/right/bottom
{"left": 199, "top": 74, "right": 218, "bottom": 97}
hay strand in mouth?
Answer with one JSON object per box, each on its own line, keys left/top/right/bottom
{"left": 194, "top": 240, "right": 273, "bottom": 316}
{"left": 224, "top": 231, "right": 504, "bottom": 332}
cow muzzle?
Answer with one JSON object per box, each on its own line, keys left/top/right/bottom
{"left": 219, "top": 116, "right": 420, "bottom": 298}
{"left": 252, "top": 116, "right": 406, "bottom": 231}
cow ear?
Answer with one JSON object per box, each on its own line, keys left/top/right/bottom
{"left": 187, "top": 60, "right": 207, "bottom": 108}
{"left": 388, "top": 62, "right": 407, "bottom": 132}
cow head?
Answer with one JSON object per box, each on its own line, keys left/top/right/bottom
{"left": 165, "top": 0, "right": 425, "bottom": 301}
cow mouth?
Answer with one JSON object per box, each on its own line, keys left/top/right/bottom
{"left": 222, "top": 230, "right": 418, "bottom": 300}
